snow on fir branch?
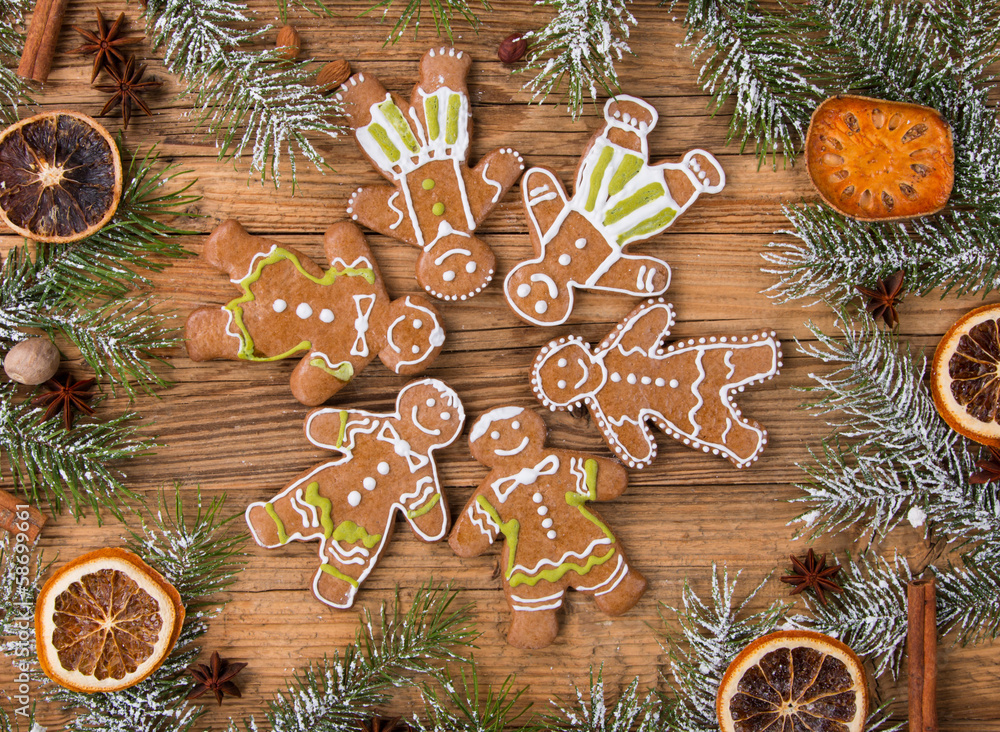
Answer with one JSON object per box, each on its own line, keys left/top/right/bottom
{"left": 41, "top": 487, "right": 248, "bottom": 732}
{"left": 790, "top": 311, "right": 996, "bottom": 540}
{"left": 416, "top": 662, "right": 528, "bottom": 732}
{"left": 657, "top": 565, "right": 786, "bottom": 732}
{"left": 523, "top": 0, "right": 635, "bottom": 119}
{"left": 0, "top": 0, "right": 32, "bottom": 125}
{"left": 362, "top": 0, "right": 492, "bottom": 45}
{"left": 142, "top": 0, "right": 342, "bottom": 189}
{"left": 541, "top": 667, "right": 658, "bottom": 732}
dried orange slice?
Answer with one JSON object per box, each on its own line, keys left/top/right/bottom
{"left": 931, "top": 303, "right": 1000, "bottom": 448}
{"left": 0, "top": 111, "right": 122, "bottom": 243}
{"left": 35, "top": 547, "right": 184, "bottom": 692}
{"left": 717, "top": 629, "right": 868, "bottom": 732}
{"left": 805, "top": 95, "right": 954, "bottom": 221}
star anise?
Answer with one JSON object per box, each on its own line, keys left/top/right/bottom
{"left": 780, "top": 549, "right": 843, "bottom": 606}
{"left": 856, "top": 269, "right": 905, "bottom": 328}
{"left": 96, "top": 55, "right": 162, "bottom": 130}
{"left": 187, "top": 651, "right": 247, "bottom": 706}
{"left": 970, "top": 446, "right": 1000, "bottom": 484}
{"left": 359, "top": 713, "right": 407, "bottom": 732}
{"left": 71, "top": 7, "right": 139, "bottom": 83}
{"left": 31, "top": 373, "right": 96, "bottom": 430}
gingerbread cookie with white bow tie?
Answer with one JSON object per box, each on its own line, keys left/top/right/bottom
{"left": 246, "top": 379, "right": 465, "bottom": 609}
{"left": 449, "top": 406, "right": 646, "bottom": 648}
{"left": 186, "top": 220, "right": 446, "bottom": 406}
{"left": 505, "top": 95, "right": 725, "bottom": 326}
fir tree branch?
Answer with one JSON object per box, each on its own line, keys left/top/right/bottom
{"left": 788, "top": 554, "right": 912, "bottom": 679}
{"left": 238, "top": 583, "right": 478, "bottom": 732}
{"left": 935, "top": 560, "right": 1000, "bottom": 646}
{"left": 790, "top": 311, "right": 988, "bottom": 539}
{"left": 543, "top": 667, "right": 658, "bottom": 732}
{"left": 523, "top": 0, "right": 635, "bottom": 119}
{"left": 416, "top": 661, "right": 528, "bottom": 732}
{"left": 143, "top": 1, "right": 343, "bottom": 189}
{"left": 657, "top": 565, "right": 787, "bottom": 732}
{"left": 0, "top": 0, "right": 33, "bottom": 125}
{"left": 363, "top": 0, "right": 491, "bottom": 45}
{"left": 0, "top": 382, "right": 151, "bottom": 521}
{"left": 675, "top": 0, "right": 825, "bottom": 167}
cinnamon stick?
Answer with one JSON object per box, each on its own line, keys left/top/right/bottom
{"left": 907, "top": 578, "right": 938, "bottom": 732}
{"left": 16, "top": 0, "right": 70, "bottom": 84}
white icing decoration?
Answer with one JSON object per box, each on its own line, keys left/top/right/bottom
{"left": 509, "top": 589, "right": 565, "bottom": 612}
{"left": 443, "top": 271, "right": 456, "bottom": 281}
{"left": 496, "top": 436, "right": 529, "bottom": 456}
{"left": 351, "top": 294, "right": 376, "bottom": 357}
{"left": 363, "top": 477, "right": 377, "bottom": 490}
{"left": 517, "top": 284, "right": 531, "bottom": 297}
{"left": 542, "top": 518, "right": 553, "bottom": 528}
{"left": 348, "top": 490, "right": 362, "bottom": 506}
{"left": 412, "top": 405, "right": 442, "bottom": 436}
{"left": 387, "top": 191, "right": 405, "bottom": 230}
{"left": 273, "top": 299, "right": 287, "bottom": 313}
{"left": 575, "top": 238, "right": 587, "bottom": 249}
{"left": 465, "top": 261, "right": 477, "bottom": 273}
{"left": 537, "top": 505, "right": 548, "bottom": 515}
{"left": 559, "top": 254, "right": 571, "bottom": 265}
{"left": 547, "top": 530, "right": 557, "bottom": 540}
{"left": 320, "top": 308, "right": 334, "bottom": 323}
{"left": 296, "top": 302, "right": 313, "bottom": 319}
{"left": 378, "top": 462, "right": 390, "bottom": 474}
{"left": 385, "top": 297, "right": 445, "bottom": 368}
{"left": 535, "top": 301, "right": 548, "bottom": 314}
{"left": 490, "top": 456, "right": 559, "bottom": 503}
{"left": 669, "top": 379, "right": 679, "bottom": 388}
{"left": 481, "top": 163, "right": 503, "bottom": 203}
{"left": 470, "top": 406, "right": 524, "bottom": 442}
{"left": 532, "top": 492, "right": 543, "bottom": 503}
{"left": 434, "top": 248, "right": 473, "bottom": 265}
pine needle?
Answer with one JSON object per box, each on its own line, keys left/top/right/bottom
{"left": 363, "top": 0, "right": 491, "bottom": 45}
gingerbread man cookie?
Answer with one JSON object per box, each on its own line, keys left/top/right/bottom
{"left": 449, "top": 407, "right": 646, "bottom": 649}
{"left": 337, "top": 46, "right": 525, "bottom": 302}
{"left": 186, "top": 220, "right": 445, "bottom": 406}
{"left": 505, "top": 95, "right": 725, "bottom": 326}
{"left": 246, "top": 379, "right": 464, "bottom": 609}
{"left": 530, "top": 299, "right": 781, "bottom": 469}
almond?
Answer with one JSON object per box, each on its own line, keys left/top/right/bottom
{"left": 316, "top": 59, "right": 351, "bottom": 93}
{"left": 275, "top": 25, "right": 301, "bottom": 60}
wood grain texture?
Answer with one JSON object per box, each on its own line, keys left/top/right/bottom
{"left": 3, "top": 1, "right": 1000, "bottom": 729}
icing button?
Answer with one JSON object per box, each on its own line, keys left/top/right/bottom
{"left": 626, "top": 373, "right": 637, "bottom": 384}
{"left": 535, "top": 301, "right": 548, "bottom": 314}
{"left": 394, "top": 440, "right": 411, "bottom": 457}
{"left": 377, "top": 461, "right": 390, "bottom": 475}
{"left": 296, "top": 302, "right": 313, "bottom": 319}
{"left": 537, "top": 506, "right": 548, "bottom": 515}
{"left": 541, "top": 518, "right": 553, "bottom": 528}
{"left": 432, "top": 202, "right": 445, "bottom": 216}
{"left": 558, "top": 254, "right": 571, "bottom": 265}
{"left": 546, "top": 530, "right": 557, "bottom": 540}
{"left": 466, "top": 261, "right": 477, "bottom": 273}
{"left": 319, "top": 308, "right": 334, "bottom": 323}
{"left": 611, "top": 372, "right": 622, "bottom": 382}
{"left": 422, "top": 178, "right": 435, "bottom": 190}
{"left": 363, "top": 477, "right": 376, "bottom": 490}
{"left": 574, "top": 238, "right": 587, "bottom": 249}
{"left": 517, "top": 284, "right": 531, "bottom": 298}
{"left": 669, "top": 379, "right": 679, "bottom": 388}
{"left": 348, "top": 491, "right": 361, "bottom": 507}
{"left": 532, "top": 492, "right": 543, "bottom": 504}
{"left": 272, "top": 299, "right": 287, "bottom": 313}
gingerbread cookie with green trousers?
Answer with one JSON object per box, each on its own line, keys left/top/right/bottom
{"left": 337, "top": 46, "right": 525, "bottom": 302}
{"left": 185, "top": 220, "right": 445, "bottom": 406}
{"left": 449, "top": 406, "right": 646, "bottom": 649}
{"left": 246, "top": 379, "right": 465, "bottom": 609}
{"left": 505, "top": 95, "right": 725, "bottom": 326}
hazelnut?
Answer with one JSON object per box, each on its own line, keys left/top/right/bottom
{"left": 498, "top": 33, "right": 528, "bottom": 64}
{"left": 3, "top": 338, "right": 60, "bottom": 385}
{"left": 275, "top": 25, "right": 301, "bottom": 61}
{"left": 316, "top": 59, "right": 352, "bottom": 93}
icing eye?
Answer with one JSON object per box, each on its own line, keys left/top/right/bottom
{"left": 426, "top": 399, "right": 436, "bottom": 407}
{"left": 466, "top": 261, "right": 477, "bottom": 273}
{"left": 517, "top": 284, "right": 531, "bottom": 297}
{"left": 441, "top": 411, "right": 451, "bottom": 420}
{"left": 411, "top": 345, "right": 420, "bottom": 353}
{"left": 512, "top": 421, "right": 520, "bottom": 429}
{"left": 413, "top": 319, "right": 423, "bottom": 329}
{"left": 557, "top": 380, "right": 567, "bottom": 389}
{"left": 557, "top": 359, "right": 567, "bottom": 367}
{"left": 558, "top": 254, "right": 571, "bottom": 265}
{"left": 490, "top": 430, "right": 500, "bottom": 440}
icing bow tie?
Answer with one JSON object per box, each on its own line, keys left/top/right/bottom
{"left": 491, "top": 455, "right": 559, "bottom": 502}
{"left": 377, "top": 421, "right": 429, "bottom": 472}
{"left": 351, "top": 294, "right": 376, "bottom": 358}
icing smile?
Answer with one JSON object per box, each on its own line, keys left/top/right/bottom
{"left": 495, "top": 436, "right": 529, "bottom": 456}
{"left": 412, "top": 405, "right": 441, "bottom": 436}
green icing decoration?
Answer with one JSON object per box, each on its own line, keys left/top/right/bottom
{"left": 603, "top": 182, "right": 665, "bottom": 226}
{"left": 264, "top": 504, "right": 290, "bottom": 544}
{"left": 369, "top": 123, "right": 401, "bottom": 163}
{"left": 616, "top": 207, "right": 677, "bottom": 245}
{"left": 336, "top": 409, "right": 348, "bottom": 448}
{"left": 422, "top": 178, "right": 435, "bottom": 190}
{"left": 319, "top": 563, "right": 359, "bottom": 588}
{"left": 305, "top": 482, "right": 334, "bottom": 539}
{"left": 309, "top": 358, "right": 354, "bottom": 382}
{"left": 224, "top": 247, "right": 375, "bottom": 362}
{"left": 476, "top": 496, "right": 520, "bottom": 577}
{"left": 607, "top": 154, "right": 643, "bottom": 197}
{"left": 585, "top": 146, "right": 615, "bottom": 212}
{"left": 446, "top": 94, "right": 461, "bottom": 145}
{"left": 406, "top": 493, "right": 440, "bottom": 519}
{"left": 378, "top": 100, "right": 419, "bottom": 152}
{"left": 513, "top": 549, "right": 616, "bottom": 587}
{"left": 425, "top": 96, "right": 440, "bottom": 140}
{"left": 432, "top": 202, "right": 445, "bottom": 216}
{"left": 333, "top": 520, "right": 382, "bottom": 549}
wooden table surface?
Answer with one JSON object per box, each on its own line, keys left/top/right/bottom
{"left": 5, "top": 1, "right": 1000, "bottom": 729}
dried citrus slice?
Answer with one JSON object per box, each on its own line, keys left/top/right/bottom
{"left": 805, "top": 95, "right": 954, "bottom": 221}
{"left": 717, "top": 629, "right": 868, "bottom": 732}
{"left": 0, "top": 111, "right": 122, "bottom": 243}
{"left": 932, "top": 303, "right": 1000, "bottom": 447}
{"left": 35, "top": 547, "right": 184, "bottom": 692}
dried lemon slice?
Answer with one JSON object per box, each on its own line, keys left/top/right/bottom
{"left": 0, "top": 111, "right": 122, "bottom": 243}
{"left": 35, "top": 547, "right": 184, "bottom": 692}
{"left": 932, "top": 303, "right": 1000, "bottom": 447}
{"left": 805, "top": 95, "right": 953, "bottom": 221}
{"left": 717, "top": 630, "right": 868, "bottom": 732}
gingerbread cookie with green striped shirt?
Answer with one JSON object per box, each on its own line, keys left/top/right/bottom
{"left": 505, "top": 95, "right": 726, "bottom": 326}
{"left": 246, "top": 379, "right": 465, "bottom": 609}
{"left": 338, "top": 46, "right": 525, "bottom": 302}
